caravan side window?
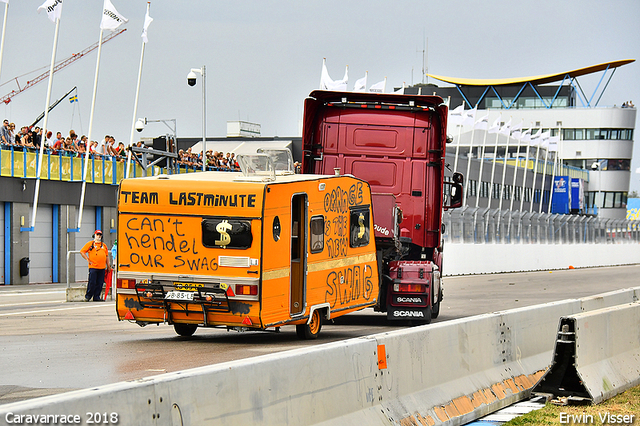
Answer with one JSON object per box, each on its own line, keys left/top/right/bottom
{"left": 350, "top": 207, "right": 370, "bottom": 248}
{"left": 309, "top": 215, "right": 324, "bottom": 253}
{"left": 202, "top": 218, "right": 253, "bottom": 249}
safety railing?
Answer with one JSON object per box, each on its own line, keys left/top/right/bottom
{"left": 443, "top": 207, "right": 640, "bottom": 244}
{"left": 0, "top": 146, "right": 235, "bottom": 184}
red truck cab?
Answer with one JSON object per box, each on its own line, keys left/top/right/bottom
{"left": 302, "top": 90, "right": 462, "bottom": 322}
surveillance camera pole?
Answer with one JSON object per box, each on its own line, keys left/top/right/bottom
{"left": 189, "top": 66, "right": 206, "bottom": 172}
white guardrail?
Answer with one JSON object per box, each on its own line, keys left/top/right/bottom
{"left": 1, "top": 287, "right": 639, "bottom": 426}
{"left": 443, "top": 243, "right": 640, "bottom": 275}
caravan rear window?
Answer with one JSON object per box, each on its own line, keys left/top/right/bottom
{"left": 202, "top": 218, "right": 253, "bottom": 249}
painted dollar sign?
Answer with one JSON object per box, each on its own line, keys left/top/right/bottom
{"left": 357, "top": 213, "right": 365, "bottom": 239}
{"left": 215, "top": 220, "right": 233, "bottom": 247}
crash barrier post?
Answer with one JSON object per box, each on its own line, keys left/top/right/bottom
{"left": 533, "top": 301, "right": 640, "bottom": 404}
{"left": 0, "top": 287, "right": 638, "bottom": 425}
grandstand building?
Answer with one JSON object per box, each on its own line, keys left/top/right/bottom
{"left": 403, "top": 59, "right": 636, "bottom": 220}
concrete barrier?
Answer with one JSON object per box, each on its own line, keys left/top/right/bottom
{"left": 444, "top": 243, "right": 640, "bottom": 276}
{"left": 533, "top": 302, "right": 640, "bottom": 404}
{"left": 1, "top": 287, "right": 639, "bottom": 425}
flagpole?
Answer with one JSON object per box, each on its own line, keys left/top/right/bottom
{"left": 126, "top": 2, "right": 150, "bottom": 179}
{"left": 452, "top": 101, "right": 465, "bottom": 173}
{"left": 30, "top": 13, "right": 61, "bottom": 231}
{"left": 529, "top": 143, "right": 541, "bottom": 214}
{"left": 539, "top": 136, "right": 550, "bottom": 214}
{"left": 77, "top": 28, "right": 105, "bottom": 230}
{"left": 488, "top": 114, "right": 502, "bottom": 209}
{"left": 519, "top": 127, "right": 532, "bottom": 213}
{"left": 547, "top": 127, "right": 562, "bottom": 214}
{"left": 475, "top": 119, "right": 489, "bottom": 209}
{"left": 462, "top": 120, "right": 478, "bottom": 206}
{"left": 498, "top": 121, "right": 511, "bottom": 212}
{"left": 0, "top": 1, "right": 8, "bottom": 80}
{"left": 508, "top": 120, "right": 524, "bottom": 213}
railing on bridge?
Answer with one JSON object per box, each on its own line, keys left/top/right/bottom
{"left": 0, "top": 146, "right": 232, "bottom": 183}
{"left": 444, "top": 207, "right": 640, "bottom": 244}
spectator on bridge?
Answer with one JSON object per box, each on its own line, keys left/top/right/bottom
{"left": 0, "top": 119, "right": 10, "bottom": 146}
{"left": 80, "top": 230, "right": 111, "bottom": 302}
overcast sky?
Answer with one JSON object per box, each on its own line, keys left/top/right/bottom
{"left": 1, "top": 0, "right": 639, "bottom": 191}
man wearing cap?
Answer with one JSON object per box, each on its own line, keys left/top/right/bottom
{"left": 80, "top": 230, "right": 111, "bottom": 302}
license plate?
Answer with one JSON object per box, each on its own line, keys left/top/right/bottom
{"left": 165, "top": 291, "right": 194, "bottom": 301}
{"left": 174, "top": 282, "right": 204, "bottom": 291}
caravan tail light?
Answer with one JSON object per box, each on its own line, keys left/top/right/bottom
{"left": 393, "top": 283, "right": 426, "bottom": 293}
{"left": 117, "top": 279, "right": 136, "bottom": 289}
{"left": 236, "top": 284, "right": 258, "bottom": 296}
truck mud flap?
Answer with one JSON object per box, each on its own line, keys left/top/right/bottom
{"left": 134, "top": 283, "right": 232, "bottom": 326}
{"left": 387, "top": 306, "right": 431, "bottom": 321}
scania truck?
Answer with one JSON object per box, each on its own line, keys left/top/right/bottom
{"left": 301, "top": 90, "right": 462, "bottom": 322}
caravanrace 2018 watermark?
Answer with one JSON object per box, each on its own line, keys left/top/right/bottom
{"left": 559, "top": 411, "right": 636, "bottom": 424}
{"left": 4, "top": 411, "right": 119, "bottom": 424}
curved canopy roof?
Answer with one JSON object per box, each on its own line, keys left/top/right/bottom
{"left": 427, "top": 59, "right": 635, "bottom": 86}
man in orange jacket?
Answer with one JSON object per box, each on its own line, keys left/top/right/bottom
{"left": 80, "top": 230, "right": 111, "bottom": 302}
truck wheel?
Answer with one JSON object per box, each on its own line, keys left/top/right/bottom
{"left": 296, "top": 309, "right": 322, "bottom": 340}
{"left": 174, "top": 323, "right": 198, "bottom": 337}
{"left": 431, "top": 296, "right": 441, "bottom": 319}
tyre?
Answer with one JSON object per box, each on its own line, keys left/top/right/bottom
{"left": 174, "top": 323, "right": 198, "bottom": 337}
{"left": 296, "top": 309, "right": 322, "bottom": 340}
{"left": 431, "top": 292, "right": 441, "bottom": 319}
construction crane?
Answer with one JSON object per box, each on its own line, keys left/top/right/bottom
{"left": 0, "top": 28, "right": 126, "bottom": 105}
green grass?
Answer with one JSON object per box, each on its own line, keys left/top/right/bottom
{"left": 503, "top": 385, "right": 640, "bottom": 425}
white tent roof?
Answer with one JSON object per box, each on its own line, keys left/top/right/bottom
{"left": 187, "top": 139, "right": 292, "bottom": 155}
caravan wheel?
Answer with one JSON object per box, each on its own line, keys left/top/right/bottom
{"left": 174, "top": 323, "right": 198, "bottom": 337}
{"left": 296, "top": 309, "right": 322, "bottom": 340}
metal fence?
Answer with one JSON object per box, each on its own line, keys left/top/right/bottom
{"left": 443, "top": 207, "right": 640, "bottom": 244}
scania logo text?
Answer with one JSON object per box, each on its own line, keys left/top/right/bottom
{"left": 397, "top": 297, "right": 422, "bottom": 303}
{"left": 393, "top": 310, "right": 424, "bottom": 318}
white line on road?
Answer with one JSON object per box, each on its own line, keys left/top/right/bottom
{"left": 0, "top": 300, "right": 65, "bottom": 308}
{"left": 0, "top": 290, "right": 67, "bottom": 296}
{"left": 0, "top": 303, "right": 114, "bottom": 317}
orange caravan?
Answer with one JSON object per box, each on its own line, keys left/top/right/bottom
{"left": 115, "top": 152, "right": 379, "bottom": 339}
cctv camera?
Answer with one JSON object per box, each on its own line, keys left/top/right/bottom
{"left": 187, "top": 71, "right": 197, "bottom": 86}
{"left": 135, "top": 119, "right": 145, "bottom": 133}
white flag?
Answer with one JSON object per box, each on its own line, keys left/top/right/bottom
{"left": 319, "top": 59, "right": 334, "bottom": 90}
{"left": 499, "top": 118, "right": 512, "bottom": 135}
{"left": 368, "top": 78, "right": 386, "bottom": 93}
{"left": 448, "top": 104, "right": 464, "bottom": 125}
{"left": 101, "top": 0, "right": 128, "bottom": 31}
{"left": 331, "top": 66, "right": 348, "bottom": 91}
{"left": 462, "top": 106, "right": 477, "bottom": 126}
{"left": 0, "top": 0, "right": 8, "bottom": 4}
{"left": 530, "top": 129, "right": 542, "bottom": 146}
{"left": 394, "top": 82, "right": 405, "bottom": 94}
{"left": 521, "top": 128, "right": 532, "bottom": 143}
{"left": 38, "top": 0, "right": 63, "bottom": 23}
{"left": 353, "top": 72, "right": 367, "bottom": 92}
{"left": 141, "top": 8, "right": 153, "bottom": 43}
{"left": 474, "top": 114, "right": 489, "bottom": 130}
{"left": 511, "top": 120, "right": 524, "bottom": 139}
{"left": 488, "top": 116, "right": 501, "bottom": 134}
{"left": 547, "top": 135, "right": 559, "bottom": 152}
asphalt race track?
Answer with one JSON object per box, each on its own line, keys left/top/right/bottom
{"left": 0, "top": 264, "right": 637, "bottom": 404}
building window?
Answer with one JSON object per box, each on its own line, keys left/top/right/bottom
{"left": 479, "top": 181, "right": 490, "bottom": 198}
{"left": 492, "top": 183, "right": 501, "bottom": 199}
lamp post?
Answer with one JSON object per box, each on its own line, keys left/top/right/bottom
{"left": 135, "top": 117, "right": 178, "bottom": 171}
{"left": 187, "top": 66, "right": 206, "bottom": 172}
